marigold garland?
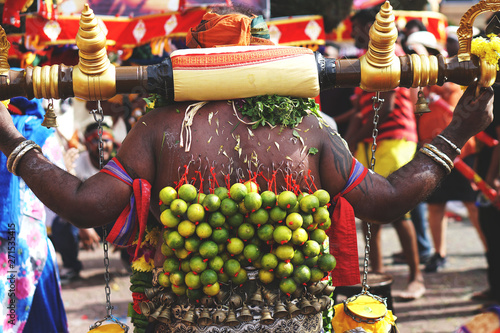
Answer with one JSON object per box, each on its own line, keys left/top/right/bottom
{"left": 471, "top": 34, "right": 500, "bottom": 70}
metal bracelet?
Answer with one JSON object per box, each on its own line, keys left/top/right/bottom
{"left": 10, "top": 143, "right": 42, "bottom": 176}
{"left": 7, "top": 140, "right": 34, "bottom": 172}
{"left": 420, "top": 147, "right": 452, "bottom": 174}
{"left": 436, "top": 134, "right": 461, "bottom": 155}
{"left": 423, "top": 143, "right": 454, "bottom": 169}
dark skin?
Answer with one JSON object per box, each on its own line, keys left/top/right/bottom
{"left": 0, "top": 84, "right": 493, "bottom": 232}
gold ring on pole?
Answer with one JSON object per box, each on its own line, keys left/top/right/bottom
{"left": 428, "top": 55, "right": 438, "bottom": 86}
{"left": 411, "top": 54, "right": 421, "bottom": 88}
{"left": 49, "top": 65, "right": 60, "bottom": 99}
{"left": 41, "top": 66, "right": 50, "bottom": 99}
{"left": 419, "top": 54, "right": 430, "bottom": 86}
{"left": 32, "top": 66, "right": 42, "bottom": 99}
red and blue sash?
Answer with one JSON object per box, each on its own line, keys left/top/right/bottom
{"left": 329, "top": 157, "right": 368, "bottom": 286}
{"left": 100, "top": 157, "right": 151, "bottom": 260}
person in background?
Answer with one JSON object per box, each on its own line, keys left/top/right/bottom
{"left": 345, "top": 7, "right": 425, "bottom": 300}
{"left": 0, "top": 97, "right": 68, "bottom": 332}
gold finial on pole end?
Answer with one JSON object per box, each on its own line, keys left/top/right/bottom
{"left": 0, "top": 26, "right": 11, "bottom": 76}
{"left": 366, "top": 1, "right": 398, "bottom": 68}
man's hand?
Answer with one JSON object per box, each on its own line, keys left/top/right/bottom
{"left": 79, "top": 228, "right": 101, "bottom": 250}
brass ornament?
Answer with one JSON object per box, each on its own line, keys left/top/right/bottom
{"left": 260, "top": 306, "right": 274, "bottom": 325}
{"left": 157, "top": 305, "right": 172, "bottom": 324}
{"left": 286, "top": 300, "right": 301, "bottom": 318}
{"left": 249, "top": 286, "right": 263, "bottom": 306}
{"left": 212, "top": 305, "right": 226, "bottom": 325}
{"left": 274, "top": 300, "right": 289, "bottom": 319}
{"left": 238, "top": 303, "right": 253, "bottom": 322}
{"left": 0, "top": 26, "right": 10, "bottom": 76}
{"left": 299, "top": 296, "right": 315, "bottom": 315}
{"left": 181, "top": 307, "right": 197, "bottom": 326}
{"left": 139, "top": 301, "right": 155, "bottom": 317}
{"left": 41, "top": 100, "right": 58, "bottom": 128}
{"left": 198, "top": 307, "right": 212, "bottom": 326}
{"left": 414, "top": 90, "right": 431, "bottom": 115}
{"left": 225, "top": 308, "right": 239, "bottom": 327}
{"left": 149, "top": 304, "right": 165, "bottom": 322}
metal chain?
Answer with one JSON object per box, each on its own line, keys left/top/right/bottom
{"left": 89, "top": 101, "right": 129, "bottom": 332}
{"left": 361, "top": 92, "right": 384, "bottom": 294}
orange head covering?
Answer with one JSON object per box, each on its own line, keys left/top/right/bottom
{"left": 186, "top": 12, "right": 275, "bottom": 48}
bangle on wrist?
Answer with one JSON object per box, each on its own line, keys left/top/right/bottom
{"left": 8, "top": 141, "right": 42, "bottom": 176}
{"left": 436, "top": 134, "right": 461, "bottom": 155}
{"left": 423, "top": 143, "right": 454, "bottom": 170}
{"left": 420, "top": 146, "right": 452, "bottom": 174}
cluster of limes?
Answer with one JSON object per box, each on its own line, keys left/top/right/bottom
{"left": 158, "top": 181, "right": 337, "bottom": 300}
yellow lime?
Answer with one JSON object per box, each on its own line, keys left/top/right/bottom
{"left": 310, "top": 229, "right": 327, "bottom": 245}
{"left": 293, "top": 265, "right": 311, "bottom": 284}
{"left": 211, "top": 227, "right": 229, "bottom": 244}
{"left": 278, "top": 191, "right": 297, "bottom": 211}
{"left": 160, "top": 209, "right": 181, "bottom": 228}
{"left": 169, "top": 270, "right": 185, "bottom": 286}
{"left": 313, "top": 206, "right": 329, "bottom": 225}
{"left": 178, "top": 184, "right": 197, "bottom": 202}
{"left": 302, "top": 240, "right": 321, "bottom": 257}
{"left": 243, "top": 192, "right": 262, "bottom": 212}
{"left": 189, "top": 255, "right": 207, "bottom": 274}
{"left": 318, "top": 253, "right": 337, "bottom": 272}
{"left": 171, "top": 284, "right": 187, "bottom": 296}
{"left": 299, "top": 194, "right": 320, "bottom": 214}
{"left": 159, "top": 186, "right": 177, "bottom": 206}
{"left": 170, "top": 199, "right": 188, "bottom": 216}
{"left": 227, "top": 237, "right": 244, "bottom": 255}
{"left": 314, "top": 189, "right": 331, "bottom": 207}
{"left": 238, "top": 201, "right": 250, "bottom": 214}
{"left": 208, "top": 211, "right": 226, "bottom": 228}
{"left": 194, "top": 193, "right": 206, "bottom": 204}
{"left": 187, "top": 203, "right": 205, "bottom": 223}
{"left": 279, "top": 278, "right": 298, "bottom": 294}
{"left": 200, "top": 269, "right": 218, "bottom": 285}
{"left": 199, "top": 240, "right": 218, "bottom": 259}
{"left": 318, "top": 217, "right": 332, "bottom": 230}
{"left": 249, "top": 208, "right": 269, "bottom": 225}
{"left": 185, "top": 271, "right": 202, "bottom": 289}
{"left": 203, "top": 194, "right": 221, "bottom": 212}
{"left": 310, "top": 267, "right": 325, "bottom": 282}
{"left": 291, "top": 249, "right": 305, "bottom": 266}
{"left": 261, "top": 190, "right": 277, "bottom": 209}
{"left": 243, "top": 243, "right": 261, "bottom": 262}
{"left": 275, "top": 261, "right": 294, "bottom": 278}
{"left": 227, "top": 213, "right": 244, "bottom": 227}
{"left": 196, "top": 222, "right": 213, "bottom": 239}
{"left": 273, "top": 225, "right": 292, "bottom": 244}
{"left": 258, "top": 269, "right": 275, "bottom": 284}
{"left": 288, "top": 201, "right": 300, "bottom": 213}
{"left": 178, "top": 220, "right": 196, "bottom": 238}
{"left": 223, "top": 259, "right": 241, "bottom": 276}
{"left": 276, "top": 244, "right": 295, "bottom": 261}
{"left": 269, "top": 206, "right": 287, "bottom": 223}
{"left": 230, "top": 183, "right": 248, "bottom": 202}
{"left": 208, "top": 256, "right": 224, "bottom": 272}
{"left": 158, "top": 272, "right": 171, "bottom": 287}
{"left": 166, "top": 231, "right": 184, "bottom": 249}
{"left": 220, "top": 198, "right": 238, "bottom": 217}
{"left": 285, "top": 212, "right": 303, "bottom": 230}
{"left": 237, "top": 223, "right": 255, "bottom": 241}
{"left": 203, "top": 282, "right": 220, "bottom": 296}
{"left": 174, "top": 247, "right": 190, "bottom": 259}
{"left": 214, "top": 187, "right": 229, "bottom": 201}
{"left": 184, "top": 236, "right": 201, "bottom": 252}
{"left": 232, "top": 268, "right": 248, "bottom": 285}
{"left": 261, "top": 253, "right": 278, "bottom": 270}
{"left": 257, "top": 224, "right": 274, "bottom": 242}
{"left": 244, "top": 180, "right": 259, "bottom": 193}
{"left": 161, "top": 242, "right": 175, "bottom": 257}
{"left": 291, "top": 228, "right": 308, "bottom": 246}
{"left": 163, "top": 257, "right": 180, "bottom": 273}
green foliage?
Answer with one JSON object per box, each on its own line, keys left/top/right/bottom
{"left": 237, "top": 95, "right": 320, "bottom": 130}
{"left": 144, "top": 93, "right": 169, "bottom": 113}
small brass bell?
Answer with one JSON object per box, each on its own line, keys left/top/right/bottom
{"left": 212, "top": 305, "right": 227, "bottom": 324}
{"left": 239, "top": 303, "right": 253, "bottom": 322}
{"left": 149, "top": 304, "right": 164, "bottom": 322}
{"left": 262, "top": 287, "right": 278, "bottom": 305}
{"left": 139, "top": 301, "right": 155, "bottom": 317}
{"left": 216, "top": 288, "right": 230, "bottom": 304}
{"left": 414, "top": 90, "right": 431, "bottom": 115}
{"left": 274, "top": 300, "right": 288, "bottom": 319}
{"left": 198, "top": 307, "right": 212, "bottom": 326}
{"left": 41, "top": 102, "right": 58, "bottom": 128}
{"left": 323, "top": 284, "right": 335, "bottom": 296}
{"left": 311, "top": 297, "right": 323, "bottom": 314}
{"left": 319, "top": 295, "right": 333, "bottom": 311}
{"left": 226, "top": 308, "right": 239, "bottom": 327}
{"left": 181, "top": 308, "right": 197, "bottom": 326}
{"left": 287, "top": 300, "right": 301, "bottom": 318}
{"left": 300, "top": 297, "right": 315, "bottom": 315}
{"left": 250, "top": 287, "right": 263, "bottom": 306}
{"left": 200, "top": 295, "right": 214, "bottom": 307}
{"left": 158, "top": 305, "right": 172, "bottom": 324}
{"left": 229, "top": 293, "right": 243, "bottom": 309}
{"left": 145, "top": 287, "right": 162, "bottom": 300}
{"left": 260, "top": 306, "right": 274, "bottom": 325}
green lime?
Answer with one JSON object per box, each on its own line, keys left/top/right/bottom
{"left": 218, "top": 243, "right": 226, "bottom": 254}
{"left": 318, "top": 217, "right": 332, "bottom": 230}
{"left": 291, "top": 249, "right": 305, "bottom": 266}
{"left": 178, "top": 220, "right": 196, "bottom": 238}
{"left": 214, "top": 187, "right": 229, "bottom": 201}
{"left": 232, "top": 268, "right": 248, "bottom": 285}
{"left": 243, "top": 192, "right": 262, "bottom": 212}
{"left": 208, "top": 211, "right": 226, "bottom": 228}
{"left": 230, "top": 183, "right": 248, "bottom": 202}
{"left": 189, "top": 255, "right": 208, "bottom": 274}
{"left": 220, "top": 198, "right": 238, "bottom": 217}
{"left": 174, "top": 247, "right": 190, "bottom": 259}
{"left": 185, "top": 271, "right": 202, "bottom": 289}
{"left": 238, "top": 201, "right": 250, "bottom": 214}
{"left": 218, "top": 272, "right": 230, "bottom": 283}
{"left": 249, "top": 208, "right": 269, "bottom": 225}
{"left": 279, "top": 278, "right": 297, "bottom": 294}
{"left": 302, "top": 240, "right": 321, "bottom": 257}
{"left": 257, "top": 224, "right": 274, "bottom": 242}
{"left": 186, "top": 287, "right": 203, "bottom": 301}
{"left": 170, "top": 198, "right": 188, "bottom": 216}
{"left": 203, "top": 193, "right": 221, "bottom": 212}
{"left": 180, "top": 260, "right": 191, "bottom": 273}
{"left": 261, "top": 190, "right": 277, "bottom": 209}
{"left": 244, "top": 180, "right": 259, "bottom": 193}
{"left": 288, "top": 201, "right": 300, "bottom": 213}
{"left": 261, "top": 253, "right": 278, "bottom": 270}
{"left": 158, "top": 272, "right": 171, "bottom": 287}
{"left": 269, "top": 206, "right": 287, "bottom": 223}
{"left": 203, "top": 282, "right": 220, "bottom": 296}
{"left": 310, "top": 267, "right": 325, "bottom": 282}
{"left": 160, "top": 209, "right": 181, "bottom": 228}
{"left": 208, "top": 256, "right": 224, "bottom": 272}
{"left": 243, "top": 243, "right": 261, "bottom": 262}
{"left": 275, "top": 261, "right": 294, "bottom": 278}
{"left": 300, "top": 212, "right": 314, "bottom": 230}
{"left": 237, "top": 223, "right": 255, "bottom": 241}
{"left": 159, "top": 186, "right": 177, "bottom": 206}
{"left": 200, "top": 269, "right": 218, "bottom": 285}
{"left": 166, "top": 231, "right": 184, "bottom": 249}
{"left": 227, "top": 213, "right": 244, "bottom": 227}
{"left": 273, "top": 225, "right": 292, "bottom": 244}
{"left": 293, "top": 264, "right": 311, "bottom": 284}
{"left": 313, "top": 206, "right": 330, "bottom": 225}
{"left": 194, "top": 193, "right": 206, "bottom": 204}
{"left": 285, "top": 212, "right": 303, "bottom": 230}
{"left": 318, "top": 253, "right": 337, "bottom": 272}
{"left": 199, "top": 240, "right": 218, "bottom": 259}
{"left": 171, "top": 284, "right": 187, "bottom": 296}
{"left": 227, "top": 238, "right": 244, "bottom": 255}
{"left": 211, "top": 227, "right": 229, "bottom": 244}
{"left": 310, "top": 229, "right": 327, "bottom": 245}
{"left": 258, "top": 269, "right": 275, "bottom": 284}
{"left": 223, "top": 259, "right": 241, "bottom": 276}
{"left": 178, "top": 184, "right": 197, "bottom": 202}
{"left": 169, "top": 270, "right": 185, "bottom": 286}
{"left": 278, "top": 191, "right": 297, "bottom": 211}
{"left": 304, "top": 255, "right": 318, "bottom": 267}
{"left": 163, "top": 257, "right": 179, "bottom": 273}
{"left": 276, "top": 244, "right": 295, "bottom": 261}
{"left": 161, "top": 242, "right": 175, "bottom": 257}
{"left": 187, "top": 203, "right": 205, "bottom": 223}
{"left": 196, "top": 222, "right": 213, "bottom": 239}
{"left": 291, "top": 228, "right": 308, "bottom": 246}
{"left": 184, "top": 236, "right": 201, "bottom": 252}
{"left": 314, "top": 189, "right": 331, "bottom": 207}
{"left": 299, "top": 194, "right": 320, "bottom": 214}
